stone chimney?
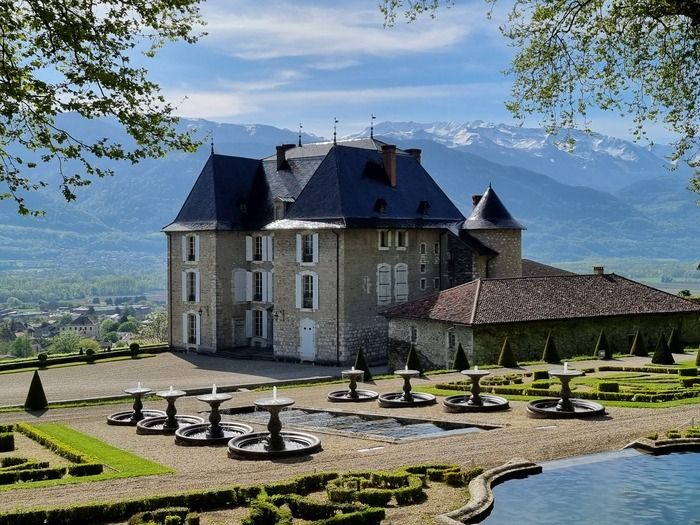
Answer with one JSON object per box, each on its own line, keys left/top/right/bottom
{"left": 471, "top": 195, "right": 482, "bottom": 207}
{"left": 276, "top": 144, "right": 295, "bottom": 171}
{"left": 382, "top": 144, "right": 397, "bottom": 187}
{"left": 593, "top": 266, "right": 605, "bottom": 275}
{"left": 406, "top": 148, "right": 422, "bottom": 164}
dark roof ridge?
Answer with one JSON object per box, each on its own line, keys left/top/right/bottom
{"left": 470, "top": 279, "right": 482, "bottom": 324}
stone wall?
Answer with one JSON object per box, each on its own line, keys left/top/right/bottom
{"left": 388, "top": 317, "right": 474, "bottom": 371}
{"left": 388, "top": 312, "right": 700, "bottom": 369}
{"left": 444, "top": 234, "right": 474, "bottom": 287}
{"left": 473, "top": 313, "right": 700, "bottom": 364}
{"left": 468, "top": 229, "right": 522, "bottom": 278}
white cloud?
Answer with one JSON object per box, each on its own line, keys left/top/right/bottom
{"left": 200, "top": 0, "right": 478, "bottom": 60}
{"left": 164, "top": 89, "right": 259, "bottom": 118}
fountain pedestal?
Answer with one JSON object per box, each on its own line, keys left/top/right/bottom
{"left": 107, "top": 386, "right": 165, "bottom": 426}
{"left": 443, "top": 369, "right": 509, "bottom": 412}
{"left": 136, "top": 389, "right": 204, "bottom": 435}
{"left": 378, "top": 369, "right": 436, "bottom": 408}
{"left": 527, "top": 366, "right": 605, "bottom": 418}
{"left": 228, "top": 393, "right": 321, "bottom": 459}
{"left": 174, "top": 391, "right": 252, "bottom": 446}
{"left": 327, "top": 369, "right": 378, "bottom": 402}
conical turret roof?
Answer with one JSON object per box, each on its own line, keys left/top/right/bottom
{"left": 463, "top": 185, "right": 525, "bottom": 230}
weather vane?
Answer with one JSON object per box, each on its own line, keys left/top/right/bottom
{"left": 210, "top": 130, "right": 214, "bottom": 154}
{"left": 370, "top": 114, "right": 376, "bottom": 139}
{"left": 298, "top": 123, "right": 303, "bottom": 147}
{"left": 333, "top": 117, "right": 339, "bottom": 145}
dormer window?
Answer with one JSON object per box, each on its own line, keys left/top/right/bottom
{"left": 374, "top": 198, "right": 387, "bottom": 214}
{"left": 418, "top": 200, "right": 430, "bottom": 215}
{"left": 239, "top": 201, "right": 247, "bottom": 213}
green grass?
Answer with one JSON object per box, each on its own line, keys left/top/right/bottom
{"left": 0, "top": 354, "right": 156, "bottom": 376}
{"left": 0, "top": 395, "right": 159, "bottom": 414}
{"left": 0, "top": 423, "right": 173, "bottom": 491}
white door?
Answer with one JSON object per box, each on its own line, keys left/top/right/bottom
{"left": 299, "top": 319, "right": 316, "bottom": 362}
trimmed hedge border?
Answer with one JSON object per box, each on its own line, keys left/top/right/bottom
{"left": 0, "top": 466, "right": 66, "bottom": 485}
{"left": 67, "top": 463, "right": 104, "bottom": 477}
{"left": 0, "top": 345, "right": 169, "bottom": 373}
{"left": 15, "top": 423, "right": 92, "bottom": 464}
{"left": 0, "top": 433, "right": 14, "bottom": 452}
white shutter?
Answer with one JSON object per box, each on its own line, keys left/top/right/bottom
{"left": 267, "top": 272, "right": 274, "bottom": 302}
{"left": 194, "top": 235, "right": 200, "bottom": 261}
{"left": 245, "top": 310, "right": 253, "bottom": 337}
{"left": 296, "top": 234, "right": 302, "bottom": 263}
{"left": 181, "top": 236, "right": 186, "bottom": 262}
{"left": 245, "top": 271, "right": 253, "bottom": 301}
{"left": 261, "top": 235, "right": 269, "bottom": 262}
{"left": 395, "top": 264, "right": 408, "bottom": 302}
{"left": 312, "top": 234, "right": 319, "bottom": 263}
{"left": 195, "top": 314, "right": 201, "bottom": 345}
{"left": 312, "top": 272, "right": 319, "bottom": 310}
{"left": 245, "top": 235, "right": 253, "bottom": 261}
{"left": 195, "top": 271, "right": 201, "bottom": 303}
{"left": 181, "top": 272, "right": 186, "bottom": 302}
{"left": 182, "top": 313, "right": 187, "bottom": 343}
{"left": 266, "top": 236, "right": 273, "bottom": 261}
{"left": 295, "top": 273, "right": 302, "bottom": 309}
{"left": 262, "top": 272, "right": 271, "bottom": 302}
{"left": 262, "top": 310, "right": 268, "bottom": 339}
{"left": 377, "top": 264, "right": 391, "bottom": 305}
{"left": 233, "top": 270, "right": 246, "bottom": 302}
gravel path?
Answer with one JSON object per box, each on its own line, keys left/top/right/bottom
{"left": 0, "top": 356, "right": 697, "bottom": 515}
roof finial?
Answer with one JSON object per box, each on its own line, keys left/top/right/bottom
{"left": 370, "top": 114, "right": 376, "bottom": 139}
{"left": 210, "top": 131, "right": 214, "bottom": 154}
{"left": 298, "top": 123, "right": 303, "bottom": 147}
{"left": 333, "top": 117, "right": 339, "bottom": 145}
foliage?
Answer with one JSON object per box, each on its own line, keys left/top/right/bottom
{"left": 696, "top": 346, "right": 700, "bottom": 367}
{"left": 138, "top": 312, "right": 168, "bottom": 344}
{"left": 104, "top": 331, "right": 119, "bottom": 343}
{"left": 594, "top": 329, "right": 612, "bottom": 360}
{"left": 49, "top": 331, "right": 82, "bottom": 354}
{"left": 130, "top": 342, "right": 140, "bottom": 358}
{"left": 80, "top": 339, "right": 101, "bottom": 353}
{"left": 405, "top": 343, "right": 423, "bottom": 374}
{"left": 498, "top": 337, "right": 518, "bottom": 368}
{"left": 128, "top": 507, "right": 190, "bottom": 525}
{"left": 379, "top": 0, "right": 700, "bottom": 191}
{"left": 24, "top": 370, "right": 48, "bottom": 410}
{"left": 541, "top": 332, "right": 560, "bottom": 364}
{"left": 452, "top": 342, "right": 470, "bottom": 371}
{"left": 667, "top": 328, "right": 683, "bottom": 354}
{"left": 629, "top": 330, "right": 648, "bottom": 357}
{"left": 118, "top": 320, "right": 140, "bottom": 333}
{"left": 353, "top": 347, "right": 373, "bottom": 382}
{"left": 597, "top": 382, "right": 619, "bottom": 393}
{"left": 651, "top": 334, "right": 675, "bottom": 365}
{"left": 0, "top": 0, "right": 203, "bottom": 215}
{"left": 9, "top": 336, "right": 34, "bottom": 358}
{"left": 100, "top": 319, "right": 120, "bottom": 339}
{"left": 0, "top": 433, "right": 14, "bottom": 453}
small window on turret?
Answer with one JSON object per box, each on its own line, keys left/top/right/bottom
{"left": 374, "top": 198, "right": 387, "bottom": 214}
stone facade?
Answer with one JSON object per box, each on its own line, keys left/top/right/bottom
{"left": 469, "top": 229, "right": 522, "bottom": 278}
{"left": 388, "top": 313, "right": 700, "bottom": 368}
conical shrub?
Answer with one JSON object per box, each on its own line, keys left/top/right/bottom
{"left": 24, "top": 370, "right": 48, "bottom": 411}
{"left": 651, "top": 334, "right": 675, "bottom": 365}
{"left": 667, "top": 328, "right": 683, "bottom": 354}
{"left": 629, "top": 330, "right": 648, "bottom": 357}
{"left": 405, "top": 343, "right": 423, "bottom": 374}
{"left": 695, "top": 346, "right": 700, "bottom": 367}
{"left": 541, "top": 332, "right": 560, "bottom": 364}
{"left": 594, "top": 329, "right": 612, "bottom": 360}
{"left": 498, "top": 337, "right": 518, "bottom": 368}
{"left": 452, "top": 342, "right": 470, "bottom": 371}
{"left": 353, "top": 347, "right": 372, "bottom": 382}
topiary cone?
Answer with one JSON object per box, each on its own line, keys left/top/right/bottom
{"left": 353, "top": 347, "right": 372, "bottom": 382}
{"left": 24, "top": 370, "right": 48, "bottom": 411}
{"left": 629, "top": 330, "right": 648, "bottom": 357}
{"left": 594, "top": 329, "right": 612, "bottom": 360}
{"left": 405, "top": 343, "right": 423, "bottom": 374}
{"left": 498, "top": 337, "right": 518, "bottom": 368}
{"left": 541, "top": 332, "right": 560, "bottom": 364}
{"left": 651, "top": 334, "right": 675, "bottom": 365}
{"left": 667, "top": 328, "right": 683, "bottom": 354}
{"left": 695, "top": 346, "right": 700, "bottom": 367}
{"left": 452, "top": 342, "right": 470, "bottom": 371}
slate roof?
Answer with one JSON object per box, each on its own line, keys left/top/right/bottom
{"left": 463, "top": 185, "right": 525, "bottom": 230}
{"left": 165, "top": 140, "right": 465, "bottom": 232}
{"left": 385, "top": 273, "right": 700, "bottom": 326}
{"left": 68, "top": 314, "right": 97, "bottom": 327}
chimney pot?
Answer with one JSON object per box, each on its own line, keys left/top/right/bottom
{"left": 593, "top": 266, "right": 605, "bottom": 275}
{"left": 276, "top": 143, "right": 295, "bottom": 171}
{"left": 406, "top": 148, "right": 422, "bottom": 164}
{"left": 382, "top": 144, "right": 397, "bottom": 187}
{"left": 472, "top": 195, "right": 482, "bottom": 207}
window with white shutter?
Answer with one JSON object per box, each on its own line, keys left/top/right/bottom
{"left": 377, "top": 264, "right": 391, "bottom": 305}
{"left": 233, "top": 269, "right": 247, "bottom": 302}
{"left": 394, "top": 263, "right": 408, "bottom": 302}
{"left": 245, "top": 235, "right": 253, "bottom": 262}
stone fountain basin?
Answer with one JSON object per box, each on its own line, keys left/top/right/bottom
{"left": 223, "top": 406, "right": 500, "bottom": 442}
{"left": 228, "top": 430, "right": 322, "bottom": 460}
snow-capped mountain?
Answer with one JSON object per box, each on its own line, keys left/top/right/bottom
{"left": 347, "top": 121, "right": 687, "bottom": 192}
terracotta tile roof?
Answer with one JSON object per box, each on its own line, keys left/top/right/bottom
{"left": 385, "top": 274, "right": 700, "bottom": 326}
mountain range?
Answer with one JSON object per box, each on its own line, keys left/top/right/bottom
{"left": 0, "top": 118, "right": 697, "bottom": 274}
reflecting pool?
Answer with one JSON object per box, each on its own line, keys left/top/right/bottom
{"left": 482, "top": 449, "right": 700, "bottom": 524}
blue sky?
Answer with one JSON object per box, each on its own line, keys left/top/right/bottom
{"left": 148, "top": 0, "right": 673, "bottom": 143}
